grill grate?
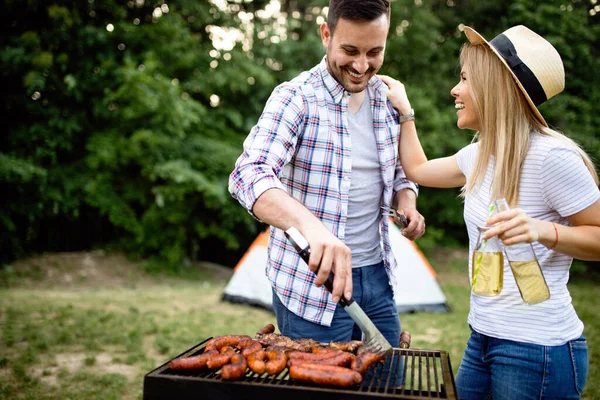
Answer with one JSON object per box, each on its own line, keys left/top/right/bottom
{"left": 144, "top": 338, "right": 456, "bottom": 400}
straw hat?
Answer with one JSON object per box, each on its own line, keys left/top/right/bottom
{"left": 463, "top": 25, "right": 565, "bottom": 127}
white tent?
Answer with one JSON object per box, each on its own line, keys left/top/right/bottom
{"left": 223, "top": 224, "right": 449, "bottom": 313}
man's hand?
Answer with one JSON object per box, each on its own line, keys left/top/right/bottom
{"left": 393, "top": 188, "right": 425, "bottom": 241}
{"left": 302, "top": 226, "right": 352, "bottom": 304}
{"left": 395, "top": 207, "right": 425, "bottom": 240}
{"left": 253, "top": 189, "right": 353, "bottom": 302}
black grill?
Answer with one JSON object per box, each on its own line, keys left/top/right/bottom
{"left": 144, "top": 338, "right": 457, "bottom": 400}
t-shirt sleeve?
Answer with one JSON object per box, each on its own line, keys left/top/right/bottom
{"left": 456, "top": 142, "right": 478, "bottom": 178}
{"left": 541, "top": 146, "right": 600, "bottom": 217}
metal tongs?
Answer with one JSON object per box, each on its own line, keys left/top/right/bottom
{"left": 284, "top": 227, "right": 393, "bottom": 357}
{"left": 380, "top": 206, "right": 408, "bottom": 228}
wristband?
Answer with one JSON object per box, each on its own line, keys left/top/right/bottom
{"left": 549, "top": 222, "right": 559, "bottom": 250}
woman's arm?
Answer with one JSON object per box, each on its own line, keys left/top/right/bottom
{"left": 379, "top": 75, "right": 465, "bottom": 188}
{"left": 484, "top": 143, "right": 600, "bottom": 261}
{"left": 484, "top": 199, "right": 600, "bottom": 261}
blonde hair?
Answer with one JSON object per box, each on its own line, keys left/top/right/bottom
{"left": 459, "top": 43, "right": 599, "bottom": 207}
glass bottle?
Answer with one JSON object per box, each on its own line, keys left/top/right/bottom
{"left": 471, "top": 225, "right": 504, "bottom": 296}
{"left": 493, "top": 198, "right": 550, "bottom": 305}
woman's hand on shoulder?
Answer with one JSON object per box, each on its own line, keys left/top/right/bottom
{"left": 378, "top": 75, "right": 412, "bottom": 116}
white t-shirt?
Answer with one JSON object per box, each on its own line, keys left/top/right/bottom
{"left": 346, "top": 91, "right": 384, "bottom": 267}
{"left": 456, "top": 132, "right": 600, "bottom": 346}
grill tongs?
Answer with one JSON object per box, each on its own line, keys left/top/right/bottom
{"left": 284, "top": 227, "right": 393, "bottom": 357}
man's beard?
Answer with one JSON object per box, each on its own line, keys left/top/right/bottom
{"left": 326, "top": 57, "right": 375, "bottom": 93}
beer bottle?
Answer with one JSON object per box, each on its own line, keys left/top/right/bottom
{"left": 493, "top": 198, "right": 550, "bottom": 304}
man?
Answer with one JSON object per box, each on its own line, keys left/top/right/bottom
{"left": 229, "top": 0, "right": 425, "bottom": 348}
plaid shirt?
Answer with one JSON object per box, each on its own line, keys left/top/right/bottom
{"left": 229, "top": 57, "right": 418, "bottom": 326}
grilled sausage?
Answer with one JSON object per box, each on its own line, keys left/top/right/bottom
{"left": 289, "top": 364, "right": 362, "bottom": 387}
{"left": 256, "top": 323, "right": 276, "bottom": 336}
{"left": 265, "top": 348, "right": 287, "bottom": 375}
{"left": 400, "top": 330, "right": 411, "bottom": 349}
{"left": 169, "top": 349, "right": 218, "bottom": 370}
{"left": 247, "top": 349, "right": 267, "bottom": 374}
{"left": 351, "top": 351, "right": 384, "bottom": 373}
{"left": 206, "top": 346, "right": 236, "bottom": 369}
{"left": 311, "top": 346, "right": 342, "bottom": 355}
{"left": 325, "top": 352, "right": 354, "bottom": 368}
{"left": 239, "top": 339, "right": 263, "bottom": 357}
{"left": 289, "top": 350, "right": 341, "bottom": 361}
{"left": 205, "top": 335, "right": 252, "bottom": 352}
{"left": 247, "top": 348, "right": 288, "bottom": 375}
{"left": 221, "top": 353, "right": 248, "bottom": 380}
{"left": 288, "top": 351, "right": 354, "bottom": 368}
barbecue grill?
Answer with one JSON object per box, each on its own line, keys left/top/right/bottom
{"left": 144, "top": 338, "right": 457, "bottom": 400}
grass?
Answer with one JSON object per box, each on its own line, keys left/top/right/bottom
{"left": 0, "top": 249, "right": 598, "bottom": 399}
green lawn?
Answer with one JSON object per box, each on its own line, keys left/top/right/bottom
{"left": 0, "top": 250, "right": 597, "bottom": 399}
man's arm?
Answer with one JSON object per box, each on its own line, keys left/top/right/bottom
{"left": 253, "top": 188, "right": 352, "bottom": 303}
{"left": 229, "top": 86, "right": 352, "bottom": 302}
{"left": 228, "top": 86, "right": 304, "bottom": 219}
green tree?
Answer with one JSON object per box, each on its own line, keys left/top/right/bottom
{"left": 2, "top": 0, "right": 598, "bottom": 267}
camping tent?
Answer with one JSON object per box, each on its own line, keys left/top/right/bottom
{"left": 223, "top": 224, "right": 450, "bottom": 313}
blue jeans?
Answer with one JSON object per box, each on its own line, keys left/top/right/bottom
{"left": 456, "top": 327, "right": 588, "bottom": 399}
{"left": 272, "top": 261, "right": 401, "bottom": 385}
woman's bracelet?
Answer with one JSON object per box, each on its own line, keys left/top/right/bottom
{"left": 549, "top": 222, "right": 559, "bottom": 250}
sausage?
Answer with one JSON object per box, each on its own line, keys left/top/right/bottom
{"left": 205, "top": 335, "right": 252, "bottom": 351}
{"left": 289, "top": 364, "right": 362, "bottom": 387}
{"left": 256, "top": 323, "right": 276, "bottom": 336}
{"left": 169, "top": 349, "right": 218, "bottom": 370}
{"left": 289, "top": 350, "right": 341, "bottom": 361}
{"left": 400, "top": 330, "right": 411, "bottom": 349}
{"left": 221, "top": 353, "right": 248, "bottom": 380}
{"left": 247, "top": 349, "right": 267, "bottom": 374}
{"left": 247, "top": 348, "right": 287, "bottom": 375}
{"left": 239, "top": 340, "right": 263, "bottom": 357}
{"left": 206, "top": 346, "right": 236, "bottom": 369}
{"left": 265, "top": 348, "right": 287, "bottom": 375}
{"left": 351, "top": 351, "right": 384, "bottom": 374}
{"left": 311, "top": 346, "right": 342, "bottom": 355}
{"left": 324, "top": 352, "right": 354, "bottom": 368}
{"left": 288, "top": 351, "right": 353, "bottom": 368}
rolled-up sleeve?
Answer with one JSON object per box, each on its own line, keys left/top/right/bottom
{"left": 228, "top": 85, "right": 306, "bottom": 220}
{"left": 393, "top": 155, "right": 419, "bottom": 198}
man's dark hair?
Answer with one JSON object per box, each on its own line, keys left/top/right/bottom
{"left": 327, "top": 0, "right": 390, "bottom": 35}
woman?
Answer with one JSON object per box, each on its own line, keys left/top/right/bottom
{"left": 380, "top": 25, "right": 600, "bottom": 399}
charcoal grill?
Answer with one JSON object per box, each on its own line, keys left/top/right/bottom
{"left": 144, "top": 338, "right": 456, "bottom": 400}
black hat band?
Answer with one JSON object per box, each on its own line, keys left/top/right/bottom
{"left": 490, "top": 34, "right": 547, "bottom": 106}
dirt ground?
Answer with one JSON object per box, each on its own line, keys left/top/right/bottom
{"left": 7, "top": 250, "right": 233, "bottom": 289}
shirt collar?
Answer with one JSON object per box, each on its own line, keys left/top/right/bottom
{"left": 318, "top": 56, "right": 387, "bottom": 104}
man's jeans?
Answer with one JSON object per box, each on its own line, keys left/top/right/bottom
{"left": 272, "top": 261, "right": 401, "bottom": 386}
{"left": 456, "top": 327, "right": 588, "bottom": 399}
